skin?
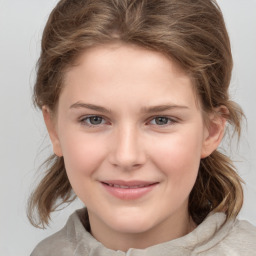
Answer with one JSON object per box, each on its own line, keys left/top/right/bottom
{"left": 43, "top": 43, "right": 226, "bottom": 251}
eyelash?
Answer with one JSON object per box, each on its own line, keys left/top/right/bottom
{"left": 147, "top": 116, "right": 177, "bottom": 126}
{"left": 79, "top": 115, "right": 109, "bottom": 127}
{"left": 79, "top": 115, "right": 177, "bottom": 128}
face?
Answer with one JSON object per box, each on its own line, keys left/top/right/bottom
{"left": 44, "top": 43, "right": 223, "bottom": 249}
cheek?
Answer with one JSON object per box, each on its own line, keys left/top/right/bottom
{"left": 59, "top": 133, "right": 106, "bottom": 182}
{"left": 150, "top": 131, "right": 203, "bottom": 188}
{"left": 59, "top": 133, "right": 108, "bottom": 203}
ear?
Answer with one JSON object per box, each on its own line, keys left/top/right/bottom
{"left": 42, "top": 106, "right": 63, "bottom": 157}
{"left": 201, "top": 106, "right": 227, "bottom": 159}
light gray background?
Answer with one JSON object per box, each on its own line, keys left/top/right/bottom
{"left": 0, "top": 1, "right": 255, "bottom": 255}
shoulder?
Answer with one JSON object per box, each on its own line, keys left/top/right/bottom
{"left": 31, "top": 228, "right": 72, "bottom": 256}
{"left": 189, "top": 212, "right": 256, "bottom": 255}
{"left": 30, "top": 208, "right": 90, "bottom": 256}
{"left": 219, "top": 218, "right": 256, "bottom": 253}
{"left": 202, "top": 215, "right": 256, "bottom": 255}
{"left": 231, "top": 218, "right": 256, "bottom": 238}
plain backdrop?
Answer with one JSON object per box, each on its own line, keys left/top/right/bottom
{"left": 0, "top": 1, "right": 255, "bottom": 255}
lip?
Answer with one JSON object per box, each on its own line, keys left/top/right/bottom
{"left": 100, "top": 180, "right": 159, "bottom": 200}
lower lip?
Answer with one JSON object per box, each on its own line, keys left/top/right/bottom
{"left": 101, "top": 183, "right": 158, "bottom": 200}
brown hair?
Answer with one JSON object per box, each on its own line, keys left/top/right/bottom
{"left": 28, "top": 0, "right": 244, "bottom": 228}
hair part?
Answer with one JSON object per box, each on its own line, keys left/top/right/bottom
{"left": 28, "top": 0, "right": 244, "bottom": 228}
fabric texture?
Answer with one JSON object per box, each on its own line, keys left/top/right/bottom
{"left": 31, "top": 208, "right": 256, "bottom": 256}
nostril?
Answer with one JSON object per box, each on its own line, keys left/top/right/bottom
{"left": 108, "top": 131, "right": 146, "bottom": 168}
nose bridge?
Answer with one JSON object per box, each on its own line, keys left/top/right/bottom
{"left": 110, "top": 122, "right": 145, "bottom": 169}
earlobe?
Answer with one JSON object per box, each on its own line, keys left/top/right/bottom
{"left": 201, "top": 107, "right": 227, "bottom": 159}
{"left": 42, "top": 106, "right": 63, "bottom": 157}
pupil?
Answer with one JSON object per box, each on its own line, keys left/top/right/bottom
{"left": 156, "top": 117, "right": 168, "bottom": 125}
{"left": 90, "top": 116, "right": 102, "bottom": 125}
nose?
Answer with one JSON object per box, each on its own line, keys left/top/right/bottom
{"left": 108, "top": 125, "right": 146, "bottom": 170}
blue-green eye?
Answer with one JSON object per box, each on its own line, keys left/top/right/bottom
{"left": 81, "top": 116, "right": 106, "bottom": 126}
{"left": 89, "top": 116, "right": 103, "bottom": 125}
{"left": 149, "top": 116, "right": 175, "bottom": 126}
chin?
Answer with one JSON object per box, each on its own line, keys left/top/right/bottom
{"left": 107, "top": 212, "right": 155, "bottom": 234}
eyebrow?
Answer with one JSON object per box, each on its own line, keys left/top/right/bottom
{"left": 70, "top": 102, "right": 112, "bottom": 114}
{"left": 69, "top": 102, "right": 189, "bottom": 114}
{"left": 141, "top": 104, "right": 189, "bottom": 113}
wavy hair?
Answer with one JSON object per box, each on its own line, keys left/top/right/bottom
{"left": 28, "top": 0, "right": 244, "bottom": 228}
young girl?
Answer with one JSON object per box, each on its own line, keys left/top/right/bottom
{"left": 28, "top": 0, "right": 256, "bottom": 255}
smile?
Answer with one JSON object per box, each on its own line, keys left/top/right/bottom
{"left": 100, "top": 180, "right": 159, "bottom": 200}
{"left": 103, "top": 183, "right": 151, "bottom": 189}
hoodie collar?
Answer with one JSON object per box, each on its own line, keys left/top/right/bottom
{"left": 66, "top": 208, "right": 233, "bottom": 256}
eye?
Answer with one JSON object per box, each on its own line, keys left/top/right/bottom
{"left": 149, "top": 116, "right": 176, "bottom": 126}
{"left": 80, "top": 115, "right": 107, "bottom": 126}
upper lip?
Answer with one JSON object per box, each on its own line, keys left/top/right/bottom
{"left": 101, "top": 180, "right": 158, "bottom": 188}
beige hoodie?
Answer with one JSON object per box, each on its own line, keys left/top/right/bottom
{"left": 31, "top": 208, "right": 256, "bottom": 256}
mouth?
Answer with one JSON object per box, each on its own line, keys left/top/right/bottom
{"left": 103, "top": 183, "right": 152, "bottom": 189}
{"left": 100, "top": 180, "right": 159, "bottom": 200}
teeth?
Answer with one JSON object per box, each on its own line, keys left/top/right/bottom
{"left": 115, "top": 185, "right": 128, "bottom": 188}
{"left": 108, "top": 184, "right": 147, "bottom": 189}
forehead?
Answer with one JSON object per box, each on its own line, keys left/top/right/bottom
{"left": 61, "top": 43, "right": 200, "bottom": 111}
{"left": 72, "top": 43, "right": 188, "bottom": 79}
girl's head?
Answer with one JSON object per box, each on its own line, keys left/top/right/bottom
{"left": 29, "top": 0, "right": 244, "bottom": 230}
